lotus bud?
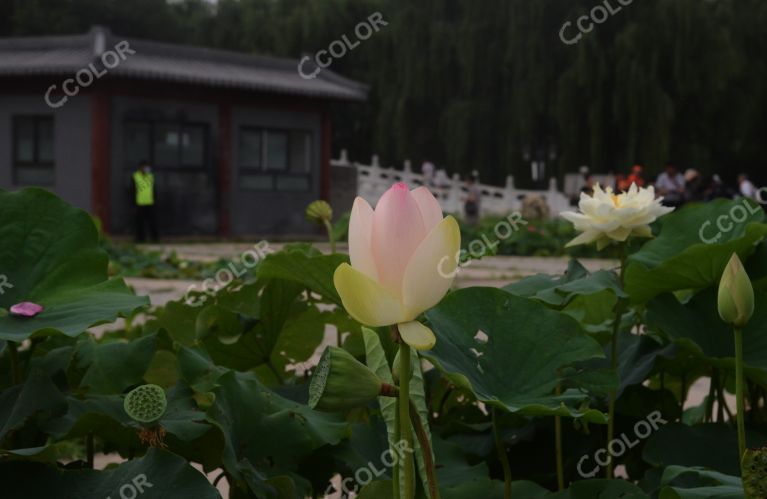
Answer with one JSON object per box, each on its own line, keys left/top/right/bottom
{"left": 309, "top": 346, "right": 397, "bottom": 412}
{"left": 742, "top": 447, "right": 767, "bottom": 498}
{"left": 718, "top": 254, "right": 754, "bottom": 329}
{"left": 305, "top": 200, "right": 333, "bottom": 225}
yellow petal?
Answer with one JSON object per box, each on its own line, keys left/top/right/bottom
{"left": 398, "top": 321, "right": 436, "bottom": 351}
{"left": 334, "top": 263, "right": 407, "bottom": 326}
{"left": 401, "top": 216, "right": 461, "bottom": 318}
{"left": 632, "top": 225, "right": 653, "bottom": 238}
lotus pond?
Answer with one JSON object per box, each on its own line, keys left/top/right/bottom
{"left": 0, "top": 186, "right": 766, "bottom": 499}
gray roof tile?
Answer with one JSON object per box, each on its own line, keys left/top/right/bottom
{"left": 0, "top": 27, "right": 367, "bottom": 101}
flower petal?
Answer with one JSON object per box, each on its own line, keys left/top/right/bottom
{"left": 565, "top": 230, "right": 601, "bottom": 248}
{"left": 411, "top": 186, "right": 444, "bottom": 231}
{"left": 9, "top": 301, "right": 44, "bottom": 317}
{"left": 348, "top": 197, "right": 378, "bottom": 280}
{"left": 401, "top": 216, "right": 461, "bottom": 317}
{"left": 334, "top": 263, "right": 407, "bottom": 326}
{"left": 372, "top": 183, "right": 427, "bottom": 293}
{"left": 398, "top": 321, "right": 436, "bottom": 351}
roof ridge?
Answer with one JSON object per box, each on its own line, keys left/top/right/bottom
{"left": 0, "top": 26, "right": 368, "bottom": 101}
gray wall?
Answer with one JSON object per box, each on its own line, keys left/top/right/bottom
{"left": 0, "top": 93, "right": 326, "bottom": 237}
{"left": 0, "top": 95, "right": 92, "bottom": 210}
{"left": 229, "top": 107, "right": 322, "bottom": 236}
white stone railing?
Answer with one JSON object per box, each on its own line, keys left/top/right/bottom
{"left": 331, "top": 150, "right": 572, "bottom": 217}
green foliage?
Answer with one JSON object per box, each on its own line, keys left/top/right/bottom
{"left": 0, "top": 448, "right": 221, "bottom": 499}
{"left": 424, "top": 287, "right": 609, "bottom": 422}
{"left": 0, "top": 188, "right": 148, "bottom": 341}
{"left": 625, "top": 199, "right": 767, "bottom": 303}
{"left": 460, "top": 216, "right": 623, "bottom": 258}
{"left": 5, "top": 188, "right": 767, "bottom": 498}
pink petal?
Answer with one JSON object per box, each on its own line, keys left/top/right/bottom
{"left": 410, "top": 186, "right": 444, "bottom": 231}
{"left": 371, "top": 182, "right": 427, "bottom": 294}
{"left": 348, "top": 197, "right": 378, "bottom": 280}
{"left": 10, "top": 301, "right": 44, "bottom": 317}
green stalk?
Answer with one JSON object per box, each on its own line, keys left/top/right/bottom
{"left": 492, "top": 407, "right": 512, "bottom": 499}
{"left": 86, "top": 432, "right": 94, "bottom": 468}
{"left": 399, "top": 341, "right": 415, "bottom": 499}
{"left": 323, "top": 219, "right": 336, "bottom": 253}
{"left": 8, "top": 341, "right": 21, "bottom": 385}
{"left": 605, "top": 322, "right": 619, "bottom": 479}
{"left": 606, "top": 246, "right": 627, "bottom": 479}
{"left": 409, "top": 401, "right": 440, "bottom": 498}
{"left": 393, "top": 394, "right": 401, "bottom": 499}
{"left": 554, "top": 385, "right": 564, "bottom": 490}
{"left": 734, "top": 327, "right": 746, "bottom": 469}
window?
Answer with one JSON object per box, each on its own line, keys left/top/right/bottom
{"left": 238, "top": 127, "right": 312, "bottom": 191}
{"left": 13, "top": 116, "right": 54, "bottom": 185}
{"left": 151, "top": 123, "right": 206, "bottom": 168}
{"left": 124, "top": 121, "right": 207, "bottom": 170}
{"left": 239, "top": 129, "right": 261, "bottom": 169}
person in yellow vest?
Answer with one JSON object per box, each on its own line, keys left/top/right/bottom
{"left": 133, "top": 160, "right": 158, "bottom": 242}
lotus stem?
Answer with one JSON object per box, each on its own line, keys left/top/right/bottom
{"left": 393, "top": 402, "right": 401, "bottom": 499}
{"left": 323, "top": 219, "right": 336, "bottom": 253}
{"left": 606, "top": 245, "right": 627, "bottom": 479}
{"left": 409, "top": 401, "right": 440, "bottom": 499}
{"left": 213, "top": 470, "right": 227, "bottom": 487}
{"left": 492, "top": 407, "right": 512, "bottom": 499}
{"left": 735, "top": 327, "right": 746, "bottom": 469}
{"left": 86, "top": 432, "right": 94, "bottom": 468}
{"left": 555, "top": 385, "right": 564, "bottom": 490}
{"left": 398, "top": 339, "right": 415, "bottom": 499}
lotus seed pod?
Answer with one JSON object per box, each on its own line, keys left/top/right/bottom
{"left": 306, "top": 200, "right": 333, "bottom": 224}
{"left": 124, "top": 384, "right": 167, "bottom": 424}
{"left": 742, "top": 447, "right": 767, "bottom": 498}
{"left": 309, "top": 346, "right": 385, "bottom": 412}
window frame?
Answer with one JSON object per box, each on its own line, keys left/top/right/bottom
{"left": 237, "top": 126, "right": 313, "bottom": 192}
{"left": 12, "top": 115, "right": 55, "bottom": 185}
{"left": 123, "top": 119, "right": 209, "bottom": 171}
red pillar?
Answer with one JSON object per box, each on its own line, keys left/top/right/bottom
{"left": 320, "top": 109, "right": 332, "bottom": 201}
{"left": 218, "top": 104, "right": 232, "bottom": 237}
{"left": 90, "top": 91, "right": 111, "bottom": 232}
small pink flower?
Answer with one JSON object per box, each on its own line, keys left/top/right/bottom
{"left": 10, "top": 302, "right": 44, "bottom": 317}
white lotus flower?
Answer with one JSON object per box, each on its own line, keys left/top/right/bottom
{"left": 561, "top": 183, "right": 674, "bottom": 250}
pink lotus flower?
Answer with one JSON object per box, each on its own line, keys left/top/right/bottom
{"left": 334, "top": 183, "right": 460, "bottom": 350}
{"left": 10, "top": 301, "right": 44, "bottom": 317}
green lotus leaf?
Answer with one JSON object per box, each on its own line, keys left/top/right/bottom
{"left": 0, "top": 188, "right": 148, "bottom": 341}
{"left": 424, "top": 287, "right": 608, "bottom": 422}
{"left": 625, "top": 199, "right": 767, "bottom": 303}
{"left": 0, "top": 448, "right": 221, "bottom": 499}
